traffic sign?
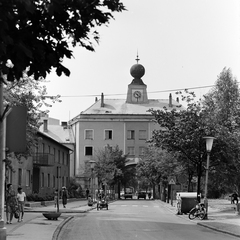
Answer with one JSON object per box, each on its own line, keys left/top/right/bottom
{"left": 169, "top": 178, "right": 176, "bottom": 185}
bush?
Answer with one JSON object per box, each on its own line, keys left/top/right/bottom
{"left": 26, "top": 193, "right": 54, "bottom": 202}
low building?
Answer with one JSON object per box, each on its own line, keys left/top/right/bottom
{"left": 6, "top": 121, "right": 72, "bottom": 198}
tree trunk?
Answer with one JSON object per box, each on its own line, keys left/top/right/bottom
{"left": 117, "top": 180, "right": 121, "bottom": 199}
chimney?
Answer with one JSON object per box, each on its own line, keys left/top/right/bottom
{"left": 43, "top": 119, "right": 48, "bottom": 132}
{"left": 101, "top": 93, "right": 104, "bottom": 107}
{"left": 95, "top": 97, "right": 98, "bottom": 102}
{"left": 176, "top": 97, "right": 179, "bottom": 103}
{"left": 169, "top": 93, "right": 173, "bottom": 107}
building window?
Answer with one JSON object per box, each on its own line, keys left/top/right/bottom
{"left": 105, "top": 130, "right": 113, "bottom": 140}
{"left": 41, "top": 172, "right": 44, "bottom": 187}
{"left": 127, "top": 130, "right": 135, "bottom": 140}
{"left": 53, "top": 148, "right": 56, "bottom": 162}
{"left": 62, "top": 177, "right": 64, "bottom": 187}
{"left": 85, "top": 129, "right": 93, "bottom": 140}
{"left": 105, "top": 145, "right": 112, "bottom": 151}
{"left": 127, "top": 147, "right": 135, "bottom": 156}
{"left": 26, "top": 170, "right": 31, "bottom": 187}
{"left": 18, "top": 169, "right": 22, "bottom": 186}
{"left": 7, "top": 170, "right": 13, "bottom": 184}
{"left": 58, "top": 150, "right": 60, "bottom": 163}
{"left": 139, "top": 147, "right": 146, "bottom": 156}
{"left": 62, "top": 152, "right": 65, "bottom": 165}
{"left": 47, "top": 174, "right": 50, "bottom": 187}
{"left": 42, "top": 143, "right": 45, "bottom": 153}
{"left": 53, "top": 176, "right": 56, "bottom": 188}
{"left": 139, "top": 130, "right": 147, "bottom": 140}
{"left": 48, "top": 145, "right": 51, "bottom": 153}
{"left": 85, "top": 146, "right": 93, "bottom": 156}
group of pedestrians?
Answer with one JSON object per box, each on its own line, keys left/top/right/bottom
{"left": 5, "top": 183, "right": 26, "bottom": 224}
{"left": 54, "top": 186, "right": 68, "bottom": 208}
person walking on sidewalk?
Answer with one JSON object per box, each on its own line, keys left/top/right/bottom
{"left": 17, "top": 187, "right": 26, "bottom": 222}
{"left": 5, "top": 183, "right": 17, "bottom": 224}
{"left": 54, "top": 189, "right": 58, "bottom": 207}
{"left": 86, "top": 188, "right": 89, "bottom": 199}
{"left": 61, "top": 187, "right": 68, "bottom": 208}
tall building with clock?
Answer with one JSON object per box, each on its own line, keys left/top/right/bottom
{"left": 69, "top": 58, "right": 184, "bottom": 189}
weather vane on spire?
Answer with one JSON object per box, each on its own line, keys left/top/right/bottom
{"left": 135, "top": 51, "right": 140, "bottom": 63}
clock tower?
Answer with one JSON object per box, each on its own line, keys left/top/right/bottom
{"left": 126, "top": 56, "right": 148, "bottom": 104}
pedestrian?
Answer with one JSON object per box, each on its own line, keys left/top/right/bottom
{"left": 148, "top": 192, "right": 151, "bottom": 200}
{"left": 54, "top": 189, "right": 58, "bottom": 207}
{"left": 61, "top": 187, "right": 68, "bottom": 208}
{"left": 231, "top": 192, "right": 239, "bottom": 204}
{"left": 5, "top": 183, "right": 17, "bottom": 224}
{"left": 86, "top": 188, "right": 89, "bottom": 199}
{"left": 16, "top": 187, "right": 26, "bottom": 222}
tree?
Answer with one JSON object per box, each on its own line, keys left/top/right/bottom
{"left": 94, "top": 145, "right": 129, "bottom": 198}
{"left": 4, "top": 76, "right": 60, "bottom": 155}
{"left": 136, "top": 146, "right": 179, "bottom": 199}
{"left": 0, "top": 0, "right": 126, "bottom": 81}
{"left": 149, "top": 90, "right": 215, "bottom": 199}
{"left": 203, "top": 68, "right": 240, "bottom": 195}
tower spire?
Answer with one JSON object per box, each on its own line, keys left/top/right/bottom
{"left": 135, "top": 51, "right": 140, "bottom": 64}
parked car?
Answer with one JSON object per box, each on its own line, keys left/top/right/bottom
{"left": 124, "top": 192, "right": 133, "bottom": 199}
{"left": 138, "top": 191, "right": 146, "bottom": 199}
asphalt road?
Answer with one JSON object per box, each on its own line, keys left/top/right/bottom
{"left": 57, "top": 200, "right": 239, "bottom": 240}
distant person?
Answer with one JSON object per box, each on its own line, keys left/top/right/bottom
{"left": 17, "top": 187, "right": 26, "bottom": 222}
{"left": 86, "top": 188, "right": 89, "bottom": 199}
{"left": 61, "top": 187, "right": 68, "bottom": 208}
{"left": 231, "top": 192, "right": 238, "bottom": 204}
{"left": 5, "top": 183, "right": 17, "bottom": 224}
{"left": 148, "top": 192, "right": 151, "bottom": 200}
{"left": 54, "top": 189, "right": 58, "bottom": 207}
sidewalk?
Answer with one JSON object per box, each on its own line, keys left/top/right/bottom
{"left": 6, "top": 199, "right": 95, "bottom": 240}
{"left": 158, "top": 199, "right": 240, "bottom": 238}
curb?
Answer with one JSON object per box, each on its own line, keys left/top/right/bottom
{"left": 51, "top": 205, "right": 97, "bottom": 240}
{"left": 197, "top": 222, "right": 240, "bottom": 239}
{"left": 52, "top": 216, "right": 74, "bottom": 240}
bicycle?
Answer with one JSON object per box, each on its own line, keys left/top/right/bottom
{"left": 188, "top": 202, "right": 206, "bottom": 220}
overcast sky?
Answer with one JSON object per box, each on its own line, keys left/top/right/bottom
{"left": 43, "top": 0, "right": 240, "bottom": 122}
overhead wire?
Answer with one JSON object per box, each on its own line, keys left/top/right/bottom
{"left": 45, "top": 84, "right": 215, "bottom": 98}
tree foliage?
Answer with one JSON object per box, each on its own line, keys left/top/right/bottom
{"left": 5, "top": 75, "right": 60, "bottom": 154}
{"left": 136, "top": 146, "right": 180, "bottom": 198}
{"left": 203, "top": 68, "right": 240, "bottom": 195}
{"left": 149, "top": 90, "right": 217, "bottom": 197}
{"left": 94, "top": 145, "right": 129, "bottom": 188}
{"left": 149, "top": 68, "right": 240, "bottom": 197}
{"left": 0, "top": 0, "right": 126, "bottom": 81}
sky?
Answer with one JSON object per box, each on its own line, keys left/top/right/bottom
{"left": 43, "top": 0, "right": 240, "bottom": 122}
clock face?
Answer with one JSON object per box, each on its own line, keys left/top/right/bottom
{"left": 133, "top": 91, "right": 142, "bottom": 99}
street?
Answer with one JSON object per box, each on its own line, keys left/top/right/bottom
{"left": 57, "top": 200, "right": 239, "bottom": 240}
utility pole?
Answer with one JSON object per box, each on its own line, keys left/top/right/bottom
{"left": 0, "top": 81, "right": 6, "bottom": 240}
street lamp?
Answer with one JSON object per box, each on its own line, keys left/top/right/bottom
{"left": 89, "top": 160, "right": 96, "bottom": 201}
{"left": 203, "top": 136, "right": 215, "bottom": 219}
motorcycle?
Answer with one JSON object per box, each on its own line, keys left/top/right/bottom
{"left": 188, "top": 203, "right": 206, "bottom": 220}
{"left": 97, "top": 198, "right": 108, "bottom": 210}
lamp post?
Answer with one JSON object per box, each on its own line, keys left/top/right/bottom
{"left": 203, "top": 136, "right": 215, "bottom": 219}
{"left": 89, "top": 160, "right": 96, "bottom": 201}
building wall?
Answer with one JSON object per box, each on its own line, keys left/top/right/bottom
{"left": 6, "top": 132, "right": 70, "bottom": 198}
{"left": 70, "top": 115, "right": 160, "bottom": 189}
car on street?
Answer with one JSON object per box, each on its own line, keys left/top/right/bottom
{"left": 138, "top": 191, "right": 146, "bottom": 199}
{"left": 124, "top": 192, "right": 133, "bottom": 199}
